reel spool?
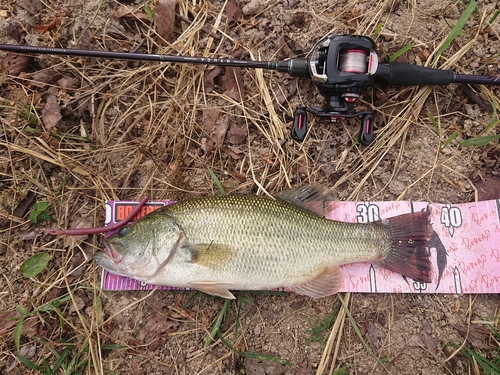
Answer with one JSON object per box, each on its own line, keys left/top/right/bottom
{"left": 339, "top": 49, "right": 369, "bottom": 74}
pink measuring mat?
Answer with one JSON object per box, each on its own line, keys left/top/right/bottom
{"left": 101, "top": 199, "right": 500, "bottom": 294}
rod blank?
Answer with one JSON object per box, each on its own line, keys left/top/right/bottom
{"left": 0, "top": 44, "right": 272, "bottom": 69}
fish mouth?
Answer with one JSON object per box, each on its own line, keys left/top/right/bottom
{"left": 101, "top": 239, "right": 124, "bottom": 264}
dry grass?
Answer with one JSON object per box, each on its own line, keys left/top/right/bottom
{"left": 1, "top": 0, "right": 499, "bottom": 373}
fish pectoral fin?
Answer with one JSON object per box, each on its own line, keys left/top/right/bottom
{"left": 186, "top": 243, "right": 236, "bottom": 268}
{"left": 189, "top": 281, "right": 236, "bottom": 299}
{"left": 289, "top": 265, "right": 342, "bottom": 298}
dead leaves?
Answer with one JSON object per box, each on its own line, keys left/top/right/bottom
{"left": 33, "top": 17, "right": 58, "bottom": 34}
{"left": 113, "top": 0, "right": 177, "bottom": 43}
{"left": 0, "top": 309, "right": 20, "bottom": 335}
{"left": 202, "top": 109, "right": 229, "bottom": 157}
{"left": 201, "top": 109, "right": 247, "bottom": 158}
{"left": 1, "top": 53, "right": 32, "bottom": 76}
{"left": 222, "top": 67, "right": 246, "bottom": 102}
{"left": 113, "top": 5, "right": 150, "bottom": 22}
{"left": 155, "top": 0, "right": 177, "bottom": 44}
{"left": 41, "top": 89, "right": 62, "bottom": 132}
{"left": 226, "top": 0, "right": 243, "bottom": 24}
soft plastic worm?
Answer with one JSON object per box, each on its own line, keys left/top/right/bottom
{"left": 42, "top": 196, "right": 149, "bottom": 235}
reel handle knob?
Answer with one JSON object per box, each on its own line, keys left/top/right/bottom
{"left": 291, "top": 107, "right": 308, "bottom": 141}
{"left": 359, "top": 113, "right": 374, "bottom": 145}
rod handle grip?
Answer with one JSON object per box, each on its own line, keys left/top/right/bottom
{"left": 375, "top": 63, "right": 454, "bottom": 86}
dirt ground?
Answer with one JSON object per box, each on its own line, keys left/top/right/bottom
{"left": 0, "top": 0, "right": 499, "bottom": 374}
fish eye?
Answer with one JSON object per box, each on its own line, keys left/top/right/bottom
{"left": 117, "top": 226, "right": 129, "bottom": 237}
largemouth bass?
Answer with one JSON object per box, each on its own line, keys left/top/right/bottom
{"left": 95, "top": 186, "right": 433, "bottom": 299}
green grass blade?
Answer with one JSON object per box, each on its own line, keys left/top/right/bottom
{"left": 14, "top": 317, "right": 24, "bottom": 353}
{"left": 235, "top": 297, "right": 243, "bottom": 340}
{"left": 101, "top": 344, "right": 127, "bottom": 350}
{"left": 389, "top": 42, "right": 415, "bottom": 62}
{"left": 434, "top": 1, "right": 477, "bottom": 62}
{"left": 461, "top": 345, "right": 500, "bottom": 374}
{"left": 204, "top": 299, "right": 230, "bottom": 347}
{"left": 372, "top": 23, "right": 383, "bottom": 39}
{"left": 182, "top": 291, "right": 201, "bottom": 309}
{"left": 51, "top": 345, "right": 71, "bottom": 372}
{"left": 16, "top": 354, "right": 43, "bottom": 371}
{"left": 207, "top": 168, "right": 226, "bottom": 195}
{"left": 461, "top": 134, "right": 500, "bottom": 147}
{"left": 428, "top": 112, "right": 439, "bottom": 137}
{"left": 485, "top": 92, "right": 498, "bottom": 131}
{"left": 489, "top": 9, "right": 499, "bottom": 24}
{"left": 442, "top": 130, "right": 458, "bottom": 149}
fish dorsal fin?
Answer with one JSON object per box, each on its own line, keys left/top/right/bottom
{"left": 289, "top": 264, "right": 342, "bottom": 298}
{"left": 186, "top": 243, "right": 236, "bottom": 268}
{"left": 189, "top": 281, "right": 236, "bottom": 299}
{"left": 273, "top": 184, "right": 335, "bottom": 217}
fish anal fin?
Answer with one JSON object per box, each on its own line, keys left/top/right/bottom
{"left": 189, "top": 281, "right": 236, "bottom": 299}
{"left": 378, "top": 211, "right": 434, "bottom": 283}
{"left": 289, "top": 264, "right": 342, "bottom": 298}
{"left": 187, "top": 243, "right": 236, "bottom": 268}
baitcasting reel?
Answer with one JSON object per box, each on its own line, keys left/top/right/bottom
{"left": 290, "top": 35, "right": 379, "bottom": 145}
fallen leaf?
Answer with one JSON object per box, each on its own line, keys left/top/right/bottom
{"left": 18, "top": 0, "right": 44, "bottom": 15}
{"left": 223, "top": 146, "right": 245, "bottom": 160}
{"left": 475, "top": 175, "right": 500, "bottom": 201}
{"left": 225, "top": 121, "right": 247, "bottom": 145}
{"left": 32, "top": 69, "right": 62, "bottom": 87}
{"left": 203, "top": 66, "right": 221, "bottom": 93}
{"left": 137, "top": 311, "right": 180, "bottom": 350}
{"left": 455, "top": 324, "right": 493, "bottom": 350}
{"left": 19, "top": 253, "right": 51, "bottom": 278}
{"left": 57, "top": 77, "right": 79, "bottom": 89}
{"left": 279, "top": 36, "right": 306, "bottom": 58}
{"left": 226, "top": 0, "right": 243, "bottom": 24}
{"left": 131, "top": 360, "right": 141, "bottom": 375}
{"left": 155, "top": 0, "right": 177, "bottom": 44}
{"left": 317, "top": 139, "right": 338, "bottom": 178}
{"left": 41, "top": 93, "right": 62, "bottom": 131}
{"left": 33, "top": 17, "right": 58, "bottom": 34}
{"left": 62, "top": 215, "right": 93, "bottom": 248}
{"left": 13, "top": 190, "right": 36, "bottom": 218}
{"left": 2, "top": 53, "right": 32, "bottom": 76}
{"left": 0, "top": 310, "right": 20, "bottom": 335}
{"left": 364, "top": 321, "right": 385, "bottom": 349}
{"left": 421, "top": 331, "right": 439, "bottom": 355}
{"left": 273, "top": 81, "right": 297, "bottom": 108}
{"left": 69, "top": 294, "right": 86, "bottom": 314}
{"left": 222, "top": 67, "right": 245, "bottom": 102}
{"left": 113, "top": 4, "right": 150, "bottom": 22}
{"left": 201, "top": 110, "right": 229, "bottom": 157}
{"left": 296, "top": 150, "right": 309, "bottom": 176}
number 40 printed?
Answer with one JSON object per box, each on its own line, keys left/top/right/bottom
{"left": 440, "top": 204, "right": 462, "bottom": 237}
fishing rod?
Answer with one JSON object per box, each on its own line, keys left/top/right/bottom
{"left": 1, "top": 35, "right": 499, "bottom": 145}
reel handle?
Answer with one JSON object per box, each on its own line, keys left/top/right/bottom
{"left": 359, "top": 114, "right": 374, "bottom": 145}
{"left": 291, "top": 107, "right": 308, "bottom": 142}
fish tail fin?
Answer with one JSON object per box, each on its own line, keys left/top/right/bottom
{"left": 378, "top": 211, "right": 433, "bottom": 283}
